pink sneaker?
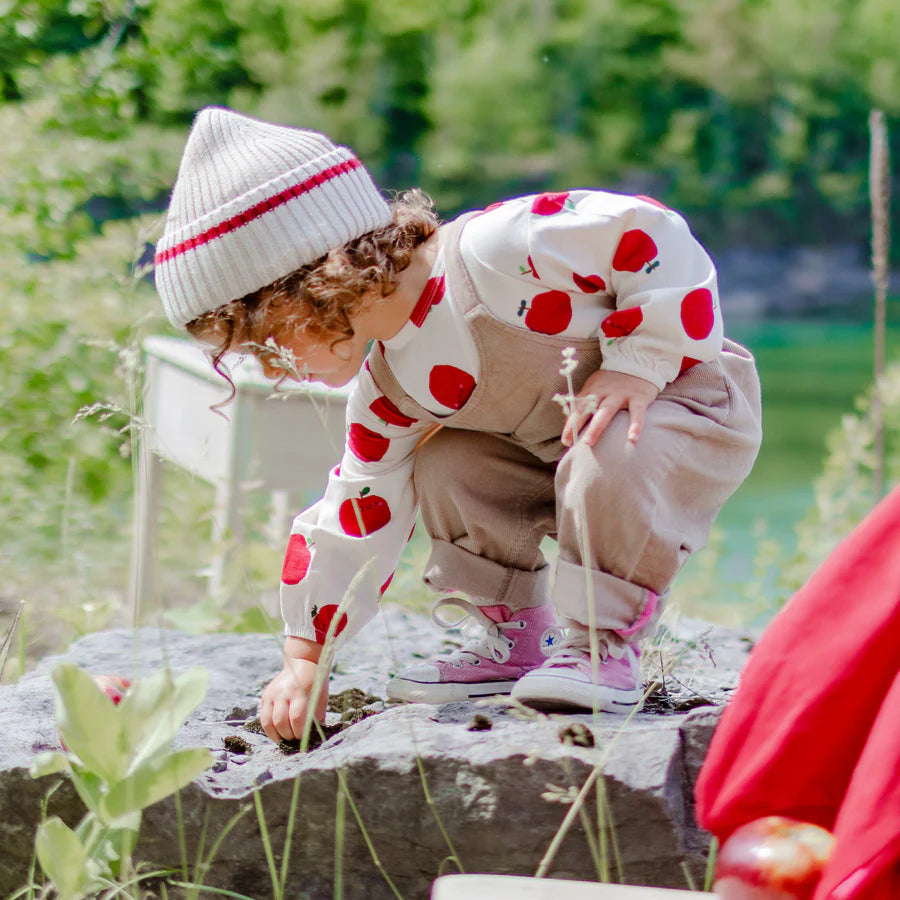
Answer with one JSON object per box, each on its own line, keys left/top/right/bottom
{"left": 386, "top": 598, "right": 563, "bottom": 703}
{"left": 510, "top": 642, "right": 643, "bottom": 713}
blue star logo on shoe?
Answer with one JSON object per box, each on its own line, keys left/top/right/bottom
{"left": 539, "top": 627, "right": 564, "bottom": 657}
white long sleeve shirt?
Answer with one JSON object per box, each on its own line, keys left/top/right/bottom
{"left": 279, "top": 190, "right": 723, "bottom": 645}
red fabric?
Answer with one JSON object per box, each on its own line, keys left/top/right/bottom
{"left": 694, "top": 485, "right": 900, "bottom": 900}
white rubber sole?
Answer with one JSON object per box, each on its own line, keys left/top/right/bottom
{"left": 386, "top": 677, "right": 520, "bottom": 704}
{"left": 510, "top": 671, "right": 643, "bottom": 713}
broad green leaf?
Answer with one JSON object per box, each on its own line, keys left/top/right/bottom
{"left": 94, "top": 821, "right": 141, "bottom": 876}
{"left": 52, "top": 664, "right": 129, "bottom": 784}
{"left": 119, "top": 667, "right": 209, "bottom": 770}
{"left": 101, "top": 748, "right": 213, "bottom": 823}
{"left": 35, "top": 817, "right": 89, "bottom": 900}
{"left": 30, "top": 750, "right": 69, "bottom": 779}
{"left": 68, "top": 765, "right": 106, "bottom": 815}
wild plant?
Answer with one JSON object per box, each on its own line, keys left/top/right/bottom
{"left": 24, "top": 664, "right": 212, "bottom": 900}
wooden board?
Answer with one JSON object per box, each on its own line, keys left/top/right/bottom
{"left": 432, "top": 875, "right": 711, "bottom": 900}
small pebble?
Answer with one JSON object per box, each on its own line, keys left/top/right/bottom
{"left": 467, "top": 713, "right": 493, "bottom": 732}
{"left": 559, "top": 722, "right": 594, "bottom": 748}
{"left": 224, "top": 735, "right": 252, "bottom": 754}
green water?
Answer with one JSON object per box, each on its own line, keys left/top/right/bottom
{"left": 690, "top": 315, "right": 899, "bottom": 618}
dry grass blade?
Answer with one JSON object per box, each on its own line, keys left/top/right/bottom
{"left": 0, "top": 600, "right": 24, "bottom": 681}
{"left": 868, "top": 109, "right": 891, "bottom": 501}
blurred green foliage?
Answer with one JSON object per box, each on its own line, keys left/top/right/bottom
{"left": 3, "top": 0, "right": 899, "bottom": 249}
{"left": 1, "top": 0, "right": 898, "bottom": 633}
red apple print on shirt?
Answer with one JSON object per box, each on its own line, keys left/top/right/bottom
{"left": 409, "top": 275, "right": 444, "bottom": 328}
{"left": 348, "top": 423, "right": 390, "bottom": 462}
{"left": 379, "top": 572, "right": 394, "bottom": 597}
{"left": 311, "top": 604, "right": 348, "bottom": 644}
{"left": 681, "top": 288, "right": 716, "bottom": 340}
{"left": 531, "top": 192, "right": 572, "bottom": 216}
{"left": 573, "top": 272, "right": 606, "bottom": 293}
{"left": 339, "top": 487, "right": 391, "bottom": 537}
{"left": 635, "top": 195, "right": 670, "bottom": 211}
{"left": 601, "top": 307, "right": 644, "bottom": 338}
{"left": 519, "top": 255, "right": 540, "bottom": 279}
{"left": 369, "top": 395, "right": 419, "bottom": 428}
{"left": 429, "top": 365, "right": 476, "bottom": 410}
{"left": 613, "top": 230, "right": 659, "bottom": 274}
{"left": 281, "top": 534, "right": 312, "bottom": 585}
{"left": 517, "top": 290, "right": 573, "bottom": 335}
{"left": 679, "top": 356, "right": 702, "bottom": 375}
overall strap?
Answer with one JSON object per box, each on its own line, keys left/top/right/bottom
{"left": 365, "top": 210, "right": 484, "bottom": 419}
{"left": 436, "top": 210, "right": 485, "bottom": 318}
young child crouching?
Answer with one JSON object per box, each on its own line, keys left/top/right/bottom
{"left": 154, "top": 107, "right": 762, "bottom": 742}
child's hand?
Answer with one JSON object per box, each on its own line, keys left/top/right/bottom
{"left": 260, "top": 637, "right": 328, "bottom": 742}
{"left": 561, "top": 369, "right": 660, "bottom": 448}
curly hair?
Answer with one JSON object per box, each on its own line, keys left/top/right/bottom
{"left": 185, "top": 188, "right": 439, "bottom": 396}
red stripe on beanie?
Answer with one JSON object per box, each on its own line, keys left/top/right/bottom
{"left": 156, "top": 157, "right": 363, "bottom": 265}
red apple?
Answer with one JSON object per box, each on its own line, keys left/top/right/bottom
{"left": 348, "top": 422, "right": 390, "bottom": 462}
{"left": 369, "top": 395, "right": 419, "bottom": 428}
{"left": 311, "top": 604, "right": 348, "bottom": 644}
{"left": 519, "top": 255, "right": 540, "bottom": 279}
{"left": 409, "top": 275, "right": 444, "bottom": 327}
{"left": 60, "top": 675, "right": 132, "bottom": 749}
{"left": 573, "top": 272, "right": 606, "bottom": 293}
{"left": 428, "top": 365, "right": 476, "bottom": 410}
{"left": 281, "top": 534, "right": 312, "bottom": 585}
{"left": 339, "top": 488, "right": 392, "bottom": 536}
{"left": 714, "top": 816, "right": 835, "bottom": 900}
{"left": 94, "top": 675, "right": 131, "bottom": 705}
{"left": 531, "top": 192, "right": 572, "bottom": 216}
{"left": 517, "top": 290, "right": 573, "bottom": 335}
{"left": 612, "top": 229, "right": 659, "bottom": 274}
{"left": 600, "top": 306, "right": 643, "bottom": 338}
{"left": 681, "top": 287, "right": 716, "bottom": 340}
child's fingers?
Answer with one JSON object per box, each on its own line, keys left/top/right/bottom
{"left": 626, "top": 396, "right": 652, "bottom": 443}
{"left": 562, "top": 395, "right": 602, "bottom": 446}
{"left": 260, "top": 696, "right": 282, "bottom": 743}
{"left": 581, "top": 397, "right": 624, "bottom": 447}
{"left": 268, "top": 697, "right": 305, "bottom": 742}
{"left": 289, "top": 696, "right": 311, "bottom": 741}
{"left": 562, "top": 410, "right": 588, "bottom": 446}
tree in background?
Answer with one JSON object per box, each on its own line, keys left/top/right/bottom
{"left": 1, "top": 0, "right": 898, "bottom": 612}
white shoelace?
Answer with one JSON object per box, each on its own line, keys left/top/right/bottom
{"left": 431, "top": 596, "right": 527, "bottom": 667}
{"left": 545, "top": 628, "right": 627, "bottom": 668}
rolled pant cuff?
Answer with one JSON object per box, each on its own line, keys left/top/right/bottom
{"left": 422, "top": 539, "right": 551, "bottom": 610}
{"left": 552, "top": 557, "right": 663, "bottom": 638}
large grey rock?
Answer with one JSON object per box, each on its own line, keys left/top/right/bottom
{"left": 0, "top": 609, "right": 753, "bottom": 899}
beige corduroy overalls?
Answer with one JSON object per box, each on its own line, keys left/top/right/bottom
{"left": 367, "top": 213, "right": 763, "bottom": 638}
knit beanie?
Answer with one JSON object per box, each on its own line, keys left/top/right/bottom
{"left": 155, "top": 107, "right": 393, "bottom": 329}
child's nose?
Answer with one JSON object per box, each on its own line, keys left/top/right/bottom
{"left": 260, "top": 360, "right": 282, "bottom": 381}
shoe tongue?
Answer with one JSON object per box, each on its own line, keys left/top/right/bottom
{"left": 479, "top": 605, "right": 511, "bottom": 624}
